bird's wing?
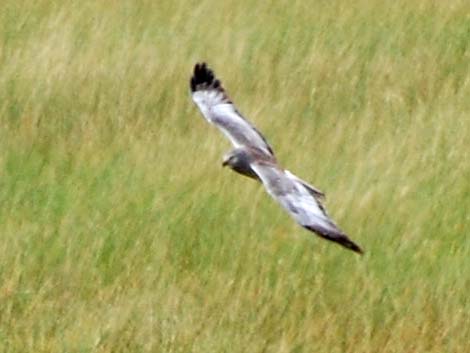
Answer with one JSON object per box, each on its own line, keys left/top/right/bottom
{"left": 284, "top": 170, "right": 325, "bottom": 199}
{"left": 190, "top": 63, "right": 274, "bottom": 157}
{"left": 250, "top": 161, "right": 363, "bottom": 254}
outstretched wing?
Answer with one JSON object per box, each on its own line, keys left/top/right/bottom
{"left": 190, "top": 63, "right": 274, "bottom": 157}
{"left": 284, "top": 170, "right": 325, "bottom": 199}
{"left": 250, "top": 161, "right": 363, "bottom": 254}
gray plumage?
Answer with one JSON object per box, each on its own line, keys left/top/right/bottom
{"left": 190, "top": 62, "right": 363, "bottom": 254}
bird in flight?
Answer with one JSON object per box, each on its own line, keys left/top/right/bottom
{"left": 190, "top": 63, "right": 363, "bottom": 254}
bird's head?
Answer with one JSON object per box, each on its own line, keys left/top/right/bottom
{"left": 222, "top": 148, "right": 261, "bottom": 180}
{"left": 222, "top": 148, "right": 253, "bottom": 169}
{"left": 222, "top": 150, "right": 238, "bottom": 168}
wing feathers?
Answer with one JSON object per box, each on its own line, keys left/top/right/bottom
{"left": 251, "top": 162, "right": 363, "bottom": 254}
{"left": 190, "top": 63, "right": 231, "bottom": 103}
{"left": 304, "top": 224, "right": 363, "bottom": 254}
{"left": 285, "top": 170, "right": 325, "bottom": 199}
{"left": 190, "top": 62, "right": 274, "bottom": 156}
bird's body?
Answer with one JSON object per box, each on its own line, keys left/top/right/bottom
{"left": 190, "top": 62, "right": 363, "bottom": 254}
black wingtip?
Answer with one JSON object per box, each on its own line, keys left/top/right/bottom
{"left": 304, "top": 225, "right": 364, "bottom": 255}
{"left": 190, "top": 62, "right": 217, "bottom": 92}
{"left": 343, "top": 240, "right": 364, "bottom": 255}
{"left": 333, "top": 237, "right": 364, "bottom": 255}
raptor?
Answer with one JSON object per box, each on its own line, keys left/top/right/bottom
{"left": 190, "top": 63, "right": 363, "bottom": 254}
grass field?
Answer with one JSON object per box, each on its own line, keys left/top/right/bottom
{"left": 1, "top": 0, "right": 469, "bottom": 352}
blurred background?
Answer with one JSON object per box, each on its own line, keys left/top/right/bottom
{"left": 0, "top": 0, "right": 469, "bottom": 352}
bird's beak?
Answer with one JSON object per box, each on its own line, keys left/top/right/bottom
{"left": 222, "top": 160, "right": 228, "bottom": 167}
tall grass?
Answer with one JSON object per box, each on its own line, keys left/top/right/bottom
{"left": 0, "top": 0, "right": 469, "bottom": 352}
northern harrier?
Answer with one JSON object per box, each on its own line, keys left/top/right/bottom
{"left": 190, "top": 63, "right": 363, "bottom": 254}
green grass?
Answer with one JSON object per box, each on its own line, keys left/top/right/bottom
{"left": 1, "top": 0, "right": 469, "bottom": 352}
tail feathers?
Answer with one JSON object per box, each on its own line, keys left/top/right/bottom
{"left": 304, "top": 224, "right": 364, "bottom": 255}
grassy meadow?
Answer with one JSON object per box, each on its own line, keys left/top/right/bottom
{"left": 1, "top": 0, "right": 469, "bottom": 351}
